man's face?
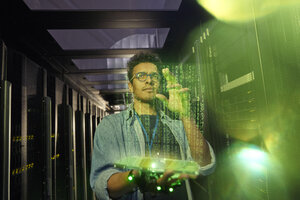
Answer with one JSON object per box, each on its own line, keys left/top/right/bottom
{"left": 128, "top": 62, "right": 160, "bottom": 103}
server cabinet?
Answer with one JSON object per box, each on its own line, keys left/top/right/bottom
{"left": 1, "top": 41, "right": 11, "bottom": 200}
{"left": 7, "top": 49, "right": 23, "bottom": 200}
{"left": 85, "top": 101, "right": 96, "bottom": 200}
{"left": 47, "top": 75, "right": 58, "bottom": 200}
{"left": 41, "top": 96, "right": 52, "bottom": 200}
{"left": 25, "top": 59, "right": 45, "bottom": 200}
{"left": 57, "top": 86, "right": 75, "bottom": 200}
{"left": 0, "top": 80, "right": 12, "bottom": 200}
{"left": 193, "top": 6, "right": 300, "bottom": 199}
{"left": 75, "top": 95, "right": 87, "bottom": 200}
{"left": 194, "top": 22, "right": 270, "bottom": 200}
{"left": 27, "top": 69, "right": 52, "bottom": 200}
{"left": 6, "top": 50, "right": 51, "bottom": 200}
{"left": 70, "top": 88, "right": 78, "bottom": 200}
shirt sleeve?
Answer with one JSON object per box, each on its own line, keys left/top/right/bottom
{"left": 90, "top": 117, "right": 122, "bottom": 200}
{"left": 198, "top": 141, "right": 216, "bottom": 176}
{"left": 178, "top": 120, "right": 216, "bottom": 176}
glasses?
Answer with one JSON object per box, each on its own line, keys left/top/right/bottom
{"left": 130, "top": 72, "right": 161, "bottom": 82}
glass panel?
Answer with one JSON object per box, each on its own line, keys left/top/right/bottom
{"left": 85, "top": 74, "right": 127, "bottom": 81}
{"left": 94, "top": 84, "right": 128, "bottom": 90}
{"left": 72, "top": 58, "right": 130, "bottom": 70}
{"left": 48, "top": 28, "right": 169, "bottom": 50}
{"left": 23, "top": 0, "right": 181, "bottom": 10}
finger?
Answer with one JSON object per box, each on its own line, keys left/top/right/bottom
{"left": 179, "top": 173, "right": 198, "bottom": 179}
{"left": 167, "top": 177, "right": 181, "bottom": 185}
{"left": 178, "top": 174, "right": 190, "bottom": 180}
{"left": 179, "top": 88, "right": 190, "bottom": 102}
{"left": 188, "top": 174, "right": 198, "bottom": 179}
{"left": 166, "top": 84, "right": 182, "bottom": 89}
{"left": 155, "top": 94, "right": 169, "bottom": 106}
{"left": 162, "top": 68, "right": 177, "bottom": 85}
{"left": 157, "top": 170, "right": 174, "bottom": 185}
{"left": 167, "top": 84, "right": 182, "bottom": 92}
{"left": 178, "top": 88, "right": 189, "bottom": 93}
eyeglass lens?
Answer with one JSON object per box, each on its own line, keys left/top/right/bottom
{"left": 136, "top": 72, "right": 160, "bottom": 81}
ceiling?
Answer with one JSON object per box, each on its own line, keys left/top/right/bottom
{"left": 0, "top": 0, "right": 212, "bottom": 111}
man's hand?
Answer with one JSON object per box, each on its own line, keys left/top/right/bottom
{"left": 134, "top": 170, "right": 197, "bottom": 193}
{"left": 156, "top": 170, "right": 197, "bottom": 187}
{"left": 156, "top": 68, "right": 212, "bottom": 166}
{"left": 156, "top": 68, "right": 191, "bottom": 117}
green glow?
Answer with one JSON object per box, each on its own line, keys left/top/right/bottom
{"left": 169, "top": 187, "right": 174, "bottom": 192}
{"left": 196, "top": 0, "right": 300, "bottom": 22}
{"left": 115, "top": 157, "right": 200, "bottom": 175}
{"left": 157, "top": 186, "right": 162, "bottom": 191}
{"left": 128, "top": 176, "right": 133, "bottom": 181}
{"left": 211, "top": 142, "right": 287, "bottom": 199}
{"left": 237, "top": 147, "right": 268, "bottom": 172}
{"left": 238, "top": 148, "right": 266, "bottom": 162}
{"left": 151, "top": 163, "right": 156, "bottom": 168}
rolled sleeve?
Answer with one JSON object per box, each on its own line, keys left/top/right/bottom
{"left": 90, "top": 116, "right": 123, "bottom": 200}
{"left": 94, "top": 168, "right": 121, "bottom": 200}
{"left": 198, "top": 142, "right": 216, "bottom": 176}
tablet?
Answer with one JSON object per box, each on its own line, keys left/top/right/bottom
{"left": 114, "top": 156, "right": 200, "bottom": 176}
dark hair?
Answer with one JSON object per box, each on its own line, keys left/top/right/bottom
{"left": 127, "top": 52, "right": 162, "bottom": 83}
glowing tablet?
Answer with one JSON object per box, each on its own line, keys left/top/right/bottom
{"left": 114, "top": 156, "right": 200, "bottom": 176}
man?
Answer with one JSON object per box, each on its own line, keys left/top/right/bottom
{"left": 90, "top": 53, "right": 215, "bottom": 200}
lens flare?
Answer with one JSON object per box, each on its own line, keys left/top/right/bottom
{"left": 197, "top": 0, "right": 299, "bottom": 22}
{"left": 237, "top": 147, "right": 268, "bottom": 172}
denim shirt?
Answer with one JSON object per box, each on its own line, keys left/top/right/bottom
{"left": 90, "top": 105, "right": 216, "bottom": 200}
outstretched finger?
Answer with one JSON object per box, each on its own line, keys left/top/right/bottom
{"left": 178, "top": 88, "right": 190, "bottom": 93}
{"left": 178, "top": 174, "right": 190, "bottom": 180}
{"left": 157, "top": 170, "right": 174, "bottom": 186}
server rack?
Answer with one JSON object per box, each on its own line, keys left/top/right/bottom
{"left": 193, "top": 6, "right": 300, "bottom": 198}
{"left": 1, "top": 38, "right": 105, "bottom": 200}
{"left": 0, "top": 76, "right": 12, "bottom": 200}
{"left": 41, "top": 96, "right": 52, "bottom": 200}
{"left": 4, "top": 46, "right": 54, "bottom": 200}
{"left": 41, "top": 69, "right": 52, "bottom": 200}
{"left": 193, "top": 21, "right": 270, "bottom": 200}
{"left": 26, "top": 61, "right": 51, "bottom": 200}
{"left": 0, "top": 41, "right": 11, "bottom": 200}
{"left": 75, "top": 94, "right": 87, "bottom": 200}
{"left": 47, "top": 75, "right": 58, "bottom": 200}
{"left": 7, "top": 46, "right": 23, "bottom": 200}
{"left": 57, "top": 85, "right": 75, "bottom": 200}
{"left": 85, "top": 100, "right": 96, "bottom": 200}
{"left": 70, "top": 88, "right": 78, "bottom": 200}
{"left": 7, "top": 50, "right": 43, "bottom": 200}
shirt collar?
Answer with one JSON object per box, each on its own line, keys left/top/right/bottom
{"left": 125, "top": 103, "right": 135, "bottom": 120}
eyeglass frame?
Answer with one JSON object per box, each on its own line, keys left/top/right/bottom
{"left": 130, "top": 72, "right": 161, "bottom": 82}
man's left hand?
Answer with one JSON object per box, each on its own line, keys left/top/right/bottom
{"left": 156, "top": 68, "right": 191, "bottom": 117}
